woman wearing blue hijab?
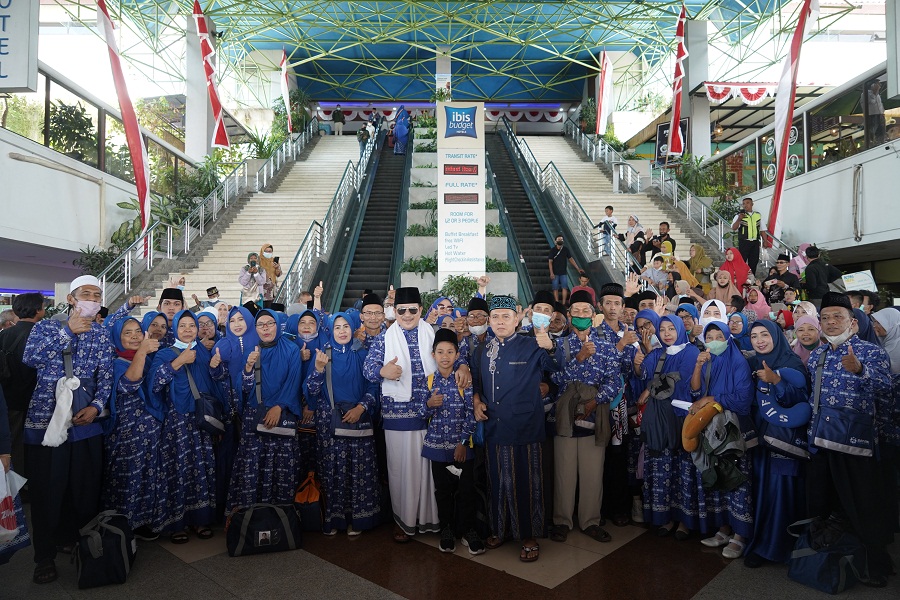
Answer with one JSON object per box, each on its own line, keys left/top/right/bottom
{"left": 305, "top": 311, "right": 381, "bottom": 535}
{"left": 147, "top": 310, "right": 221, "bottom": 543}
{"left": 393, "top": 106, "right": 410, "bottom": 155}
{"left": 637, "top": 315, "right": 699, "bottom": 537}
{"left": 743, "top": 318, "right": 810, "bottom": 568}
{"left": 225, "top": 309, "right": 302, "bottom": 513}
{"left": 141, "top": 311, "right": 169, "bottom": 346}
{"left": 628, "top": 308, "right": 662, "bottom": 522}
{"left": 728, "top": 311, "right": 753, "bottom": 352}
{"left": 102, "top": 316, "right": 163, "bottom": 539}
{"left": 688, "top": 320, "right": 754, "bottom": 558}
{"left": 286, "top": 308, "right": 330, "bottom": 475}
{"left": 212, "top": 306, "right": 260, "bottom": 418}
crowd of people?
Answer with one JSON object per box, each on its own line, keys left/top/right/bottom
{"left": 0, "top": 237, "right": 898, "bottom": 588}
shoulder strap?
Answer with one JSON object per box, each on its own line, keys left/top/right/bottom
{"left": 563, "top": 337, "right": 571, "bottom": 363}
{"left": 811, "top": 350, "right": 828, "bottom": 414}
{"left": 704, "top": 360, "right": 712, "bottom": 395}
{"left": 325, "top": 347, "right": 335, "bottom": 409}
{"left": 63, "top": 343, "right": 74, "bottom": 379}
{"left": 427, "top": 373, "right": 434, "bottom": 390}
{"left": 653, "top": 352, "right": 667, "bottom": 376}
{"left": 178, "top": 351, "right": 201, "bottom": 401}
{"left": 255, "top": 360, "right": 263, "bottom": 406}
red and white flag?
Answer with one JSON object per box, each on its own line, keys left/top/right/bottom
{"left": 768, "top": 0, "right": 819, "bottom": 239}
{"left": 280, "top": 50, "right": 292, "bottom": 133}
{"left": 595, "top": 51, "right": 614, "bottom": 136}
{"left": 96, "top": 0, "right": 151, "bottom": 234}
{"left": 666, "top": 4, "right": 688, "bottom": 157}
{"left": 192, "top": 1, "right": 229, "bottom": 148}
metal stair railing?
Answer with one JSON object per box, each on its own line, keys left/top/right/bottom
{"left": 563, "top": 118, "right": 642, "bottom": 193}
{"left": 275, "top": 120, "right": 382, "bottom": 304}
{"left": 500, "top": 117, "right": 644, "bottom": 285}
{"left": 96, "top": 119, "right": 319, "bottom": 304}
{"left": 256, "top": 118, "right": 319, "bottom": 191}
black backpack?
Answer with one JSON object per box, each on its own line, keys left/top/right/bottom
{"left": 75, "top": 511, "right": 137, "bottom": 589}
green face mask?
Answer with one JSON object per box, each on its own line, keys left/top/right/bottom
{"left": 571, "top": 317, "right": 593, "bottom": 331}
{"left": 705, "top": 340, "right": 728, "bottom": 356}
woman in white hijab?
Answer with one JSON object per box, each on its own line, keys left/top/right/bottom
{"left": 872, "top": 309, "right": 900, "bottom": 374}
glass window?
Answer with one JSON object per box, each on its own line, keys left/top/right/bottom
{"left": 864, "top": 75, "right": 900, "bottom": 146}
{"left": 47, "top": 80, "right": 99, "bottom": 167}
{"left": 147, "top": 139, "right": 177, "bottom": 198}
{"left": 807, "top": 86, "right": 865, "bottom": 170}
{"left": 104, "top": 114, "right": 135, "bottom": 183}
{"left": 0, "top": 73, "right": 46, "bottom": 144}
{"left": 758, "top": 117, "right": 805, "bottom": 187}
{"left": 722, "top": 142, "right": 757, "bottom": 193}
{"left": 759, "top": 133, "right": 776, "bottom": 188}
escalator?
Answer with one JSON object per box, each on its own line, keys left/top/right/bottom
{"left": 338, "top": 145, "right": 405, "bottom": 309}
{"left": 486, "top": 134, "right": 555, "bottom": 292}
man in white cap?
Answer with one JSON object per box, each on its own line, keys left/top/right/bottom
{"left": 21, "top": 275, "right": 116, "bottom": 585}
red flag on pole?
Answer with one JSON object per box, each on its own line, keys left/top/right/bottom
{"left": 96, "top": 0, "right": 151, "bottom": 234}
{"left": 666, "top": 4, "right": 688, "bottom": 157}
{"left": 192, "top": 1, "right": 230, "bottom": 148}
{"left": 595, "top": 51, "right": 614, "bottom": 136}
{"left": 280, "top": 50, "right": 292, "bottom": 134}
{"left": 768, "top": 0, "right": 819, "bottom": 239}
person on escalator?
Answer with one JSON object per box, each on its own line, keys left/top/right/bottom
{"left": 548, "top": 234, "right": 580, "bottom": 305}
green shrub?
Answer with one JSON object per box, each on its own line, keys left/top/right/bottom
{"left": 400, "top": 253, "right": 438, "bottom": 276}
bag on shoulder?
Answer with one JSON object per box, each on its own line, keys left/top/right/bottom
{"left": 325, "top": 348, "right": 373, "bottom": 437}
{"left": 184, "top": 364, "right": 225, "bottom": 436}
{"left": 75, "top": 511, "right": 136, "bottom": 589}
{"left": 787, "top": 516, "right": 867, "bottom": 594}
{"left": 226, "top": 503, "right": 301, "bottom": 557}
{"left": 808, "top": 351, "right": 875, "bottom": 457}
{"left": 253, "top": 362, "right": 298, "bottom": 437}
{"left": 294, "top": 471, "right": 324, "bottom": 532}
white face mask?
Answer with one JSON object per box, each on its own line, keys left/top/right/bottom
{"left": 824, "top": 327, "right": 853, "bottom": 347}
{"left": 468, "top": 324, "right": 488, "bottom": 336}
{"left": 172, "top": 339, "right": 197, "bottom": 350}
{"left": 75, "top": 300, "right": 102, "bottom": 319}
{"left": 299, "top": 332, "right": 317, "bottom": 342}
{"left": 384, "top": 306, "right": 395, "bottom": 320}
{"left": 263, "top": 252, "right": 274, "bottom": 259}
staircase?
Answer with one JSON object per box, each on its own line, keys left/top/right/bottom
{"left": 486, "top": 134, "right": 551, "bottom": 291}
{"left": 339, "top": 145, "right": 405, "bottom": 310}
{"left": 140, "top": 136, "right": 360, "bottom": 313}
{"left": 521, "top": 136, "right": 708, "bottom": 263}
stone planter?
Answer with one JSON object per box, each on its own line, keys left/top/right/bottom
{"left": 408, "top": 186, "right": 438, "bottom": 204}
{"left": 245, "top": 158, "right": 267, "bottom": 191}
{"left": 412, "top": 152, "right": 437, "bottom": 168}
{"left": 410, "top": 169, "right": 436, "bottom": 186}
{"left": 400, "top": 272, "right": 438, "bottom": 291}
{"left": 407, "top": 208, "right": 499, "bottom": 226}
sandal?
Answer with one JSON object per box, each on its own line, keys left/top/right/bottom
{"left": 519, "top": 541, "right": 540, "bottom": 562}
{"left": 549, "top": 524, "right": 568, "bottom": 543}
{"left": 392, "top": 525, "right": 410, "bottom": 543}
{"left": 485, "top": 536, "right": 504, "bottom": 549}
{"left": 33, "top": 560, "right": 58, "bottom": 585}
{"left": 722, "top": 538, "right": 745, "bottom": 559}
{"left": 701, "top": 531, "right": 731, "bottom": 548}
{"left": 170, "top": 531, "right": 189, "bottom": 544}
{"left": 191, "top": 526, "right": 214, "bottom": 540}
{"left": 584, "top": 525, "right": 612, "bottom": 543}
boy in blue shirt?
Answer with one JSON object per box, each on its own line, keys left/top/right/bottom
{"left": 421, "top": 328, "right": 483, "bottom": 555}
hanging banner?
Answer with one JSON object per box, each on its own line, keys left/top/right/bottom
{"left": 280, "top": 49, "right": 292, "bottom": 133}
{"left": 436, "top": 102, "right": 486, "bottom": 283}
{"left": 192, "top": 1, "right": 229, "bottom": 148}
{"left": 596, "top": 51, "right": 614, "bottom": 135}
{"left": 704, "top": 82, "right": 777, "bottom": 105}
{"left": 654, "top": 118, "right": 689, "bottom": 165}
{"left": 666, "top": 4, "right": 689, "bottom": 157}
{"left": 0, "top": 0, "right": 39, "bottom": 93}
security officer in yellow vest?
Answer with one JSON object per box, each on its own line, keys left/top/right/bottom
{"left": 731, "top": 197, "right": 765, "bottom": 274}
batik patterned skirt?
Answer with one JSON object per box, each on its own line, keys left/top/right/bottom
{"left": 226, "top": 406, "right": 299, "bottom": 514}
{"left": 316, "top": 403, "right": 381, "bottom": 532}
{"left": 155, "top": 406, "right": 216, "bottom": 531}
{"left": 642, "top": 447, "right": 677, "bottom": 526}
{"left": 102, "top": 391, "right": 162, "bottom": 529}
{"left": 485, "top": 442, "right": 545, "bottom": 541}
{"left": 707, "top": 453, "right": 754, "bottom": 539}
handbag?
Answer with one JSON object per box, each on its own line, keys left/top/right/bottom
{"left": 254, "top": 362, "right": 298, "bottom": 437}
{"left": 325, "top": 348, "right": 373, "bottom": 437}
{"left": 787, "top": 517, "right": 866, "bottom": 594}
{"left": 225, "top": 503, "right": 302, "bottom": 557}
{"left": 755, "top": 373, "right": 810, "bottom": 460}
{"left": 64, "top": 344, "right": 108, "bottom": 421}
{"left": 75, "top": 511, "right": 136, "bottom": 589}
{"left": 808, "top": 351, "right": 876, "bottom": 457}
{"left": 293, "top": 471, "right": 324, "bottom": 532}
{"left": 641, "top": 355, "right": 683, "bottom": 452}
{"left": 184, "top": 364, "right": 225, "bottom": 436}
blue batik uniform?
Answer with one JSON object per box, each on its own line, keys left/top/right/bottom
{"left": 147, "top": 310, "right": 220, "bottom": 531}
{"left": 639, "top": 316, "right": 700, "bottom": 527}
{"left": 688, "top": 321, "right": 754, "bottom": 537}
{"left": 421, "top": 371, "right": 475, "bottom": 462}
{"left": 226, "top": 309, "right": 302, "bottom": 514}
{"left": 552, "top": 330, "right": 620, "bottom": 435}
{"left": 22, "top": 319, "right": 115, "bottom": 444}
{"left": 101, "top": 317, "right": 163, "bottom": 532}
{"left": 305, "top": 311, "right": 381, "bottom": 532}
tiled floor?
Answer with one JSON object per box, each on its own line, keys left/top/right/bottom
{"left": 2, "top": 519, "right": 898, "bottom": 599}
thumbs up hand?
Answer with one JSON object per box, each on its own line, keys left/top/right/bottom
{"left": 210, "top": 347, "right": 222, "bottom": 368}
{"left": 842, "top": 344, "right": 862, "bottom": 375}
{"left": 380, "top": 356, "right": 402, "bottom": 381}
{"left": 314, "top": 281, "right": 324, "bottom": 298}
{"left": 139, "top": 331, "right": 160, "bottom": 355}
{"left": 245, "top": 346, "right": 260, "bottom": 373}
{"left": 300, "top": 342, "right": 311, "bottom": 362}
{"left": 756, "top": 360, "right": 782, "bottom": 384}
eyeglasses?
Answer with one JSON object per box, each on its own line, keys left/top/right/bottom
{"left": 776, "top": 261, "right": 788, "bottom": 265}
{"left": 467, "top": 312, "right": 488, "bottom": 321}
{"left": 361, "top": 311, "right": 384, "bottom": 317}
{"left": 396, "top": 307, "right": 419, "bottom": 315}
{"left": 256, "top": 321, "right": 277, "bottom": 329}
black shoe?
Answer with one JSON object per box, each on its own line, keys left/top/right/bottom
{"left": 861, "top": 574, "right": 888, "bottom": 588}
{"left": 743, "top": 552, "right": 765, "bottom": 569}
{"left": 461, "top": 530, "right": 485, "bottom": 555}
{"left": 439, "top": 528, "right": 456, "bottom": 553}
